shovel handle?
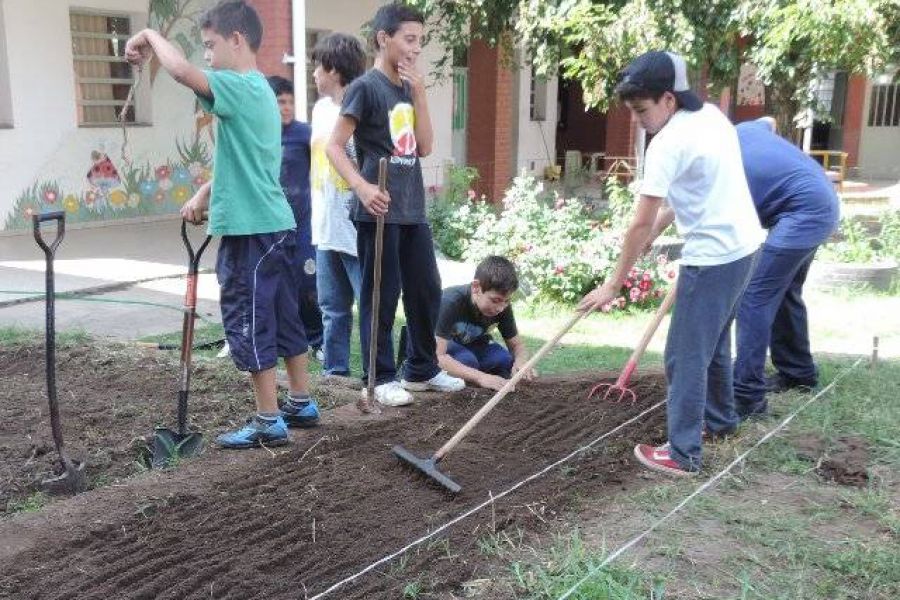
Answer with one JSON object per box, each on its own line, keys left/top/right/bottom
{"left": 433, "top": 310, "right": 587, "bottom": 462}
{"left": 366, "top": 158, "right": 388, "bottom": 403}
{"left": 181, "top": 217, "right": 212, "bottom": 275}
{"left": 33, "top": 211, "right": 66, "bottom": 257}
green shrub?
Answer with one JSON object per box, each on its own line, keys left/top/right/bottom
{"left": 463, "top": 173, "right": 674, "bottom": 307}
{"left": 427, "top": 165, "right": 494, "bottom": 260}
{"left": 819, "top": 212, "right": 900, "bottom": 263}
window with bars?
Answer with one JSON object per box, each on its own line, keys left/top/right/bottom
{"left": 529, "top": 66, "right": 547, "bottom": 121}
{"left": 70, "top": 10, "right": 136, "bottom": 126}
{"left": 868, "top": 82, "right": 900, "bottom": 127}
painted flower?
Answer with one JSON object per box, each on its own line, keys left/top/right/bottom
{"left": 154, "top": 191, "right": 166, "bottom": 203}
{"left": 127, "top": 193, "right": 141, "bottom": 208}
{"left": 108, "top": 189, "right": 127, "bottom": 207}
{"left": 158, "top": 178, "right": 173, "bottom": 191}
{"left": 139, "top": 180, "right": 158, "bottom": 197}
{"left": 172, "top": 166, "right": 192, "bottom": 185}
{"left": 155, "top": 165, "right": 171, "bottom": 180}
{"left": 201, "top": 168, "right": 212, "bottom": 180}
{"left": 63, "top": 195, "right": 79, "bottom": 213}
{"left": 84, "top": 190, "right": 97, "bottom": 206}
{"left": 188, "top": 162, "right": 203, "bottom": 177}
{"left": 172, "top": 185, "right": 191, "bottom": 204}
{"left": 193, "top": 175, "right": 205, "bottom": 186}
{"left": 43, "top": 189, "right": 59, "bottom": 204}
{"left": 23, "top": 206, "right": 35, "bottom": 218}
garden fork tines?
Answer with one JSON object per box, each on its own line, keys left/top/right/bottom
{"left": 587, "top": 280, "right": 677, "bottom": 404}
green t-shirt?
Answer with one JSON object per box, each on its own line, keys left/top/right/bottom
{"left": 197, "top": 70, "right": 295, "bottom": 236}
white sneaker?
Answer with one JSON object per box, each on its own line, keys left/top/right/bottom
{"left": 401, "top": 370, "right": 465, "bottom": 393}
{"left": 362, "top": 381, "right": 414, "bottom": 407}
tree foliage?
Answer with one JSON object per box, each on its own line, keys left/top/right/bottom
{"left": 411, "top": 0, "right": 899, "bottom": 128}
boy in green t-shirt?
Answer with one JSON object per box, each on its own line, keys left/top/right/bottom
{"left": 125, "top": 0, "right": 318, "bottom": 449}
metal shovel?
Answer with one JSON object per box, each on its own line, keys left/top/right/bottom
{"left": 150, "top": 219, "right": 210, "bottom": 468}
{"left": 33, "top": 212, "right": 87, "bottom": 495}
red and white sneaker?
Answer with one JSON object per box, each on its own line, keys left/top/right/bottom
{"left": 634, "top": 443, "right": 697, "bottom": 477}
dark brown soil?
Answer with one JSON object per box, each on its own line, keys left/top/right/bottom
{"left": 0, "top": 341, "right": 668, "bottom": 599}
{"left": 791, "top": 434, "right": 870, "bottom": 487}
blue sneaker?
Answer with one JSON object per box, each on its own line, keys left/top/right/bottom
{"left": 216, "top": 416, "right": 289, "bottom": 449}
{"left": 280, "top": 397, "right": 320, "bottom": 428}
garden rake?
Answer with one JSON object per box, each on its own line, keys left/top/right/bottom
{"left": 588, "top": 279, "right": 677, "bottom": 404}
{"left": 150, "top": 218, "right": 210, "bottom": 467}
{"left": 393, "top": 310, "right": 587, "bottom": 494}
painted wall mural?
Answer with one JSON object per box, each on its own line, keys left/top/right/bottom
{"left": 2, "top": 0, "right": 214, "bottom": 232}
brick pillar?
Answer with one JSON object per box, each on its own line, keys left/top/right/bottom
{"left": 466, "top": 39, "right": 514, "bottom": 203}
{"left": 842, "top": 74, "right": 867, "bottom": 168}
{"left": 253, "top": 0, "right": 292, "bottom": 79}
{"left": 604, "top": 105, "right": 636, "bottom": 165}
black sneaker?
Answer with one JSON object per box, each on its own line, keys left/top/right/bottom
{"left": 280, "top": 398, "right": 320, "bottom": 428}
{"left": 765, "top": 375, "right": 815, "bottom": 394}
{"left": 737, "top": 399, "right": 769, "bottom": 421}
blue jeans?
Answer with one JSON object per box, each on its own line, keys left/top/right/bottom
{"left": 316, "top": 249, "right": 361, "bottom": 376}
{"left": 666, "top": 251, "right": 756, "bottom": 471}
{"left": 447, "top": 339, "right": 514, "bottom": 377}
{"left": 734, "top": 244, "right": 818, "bottom": 412}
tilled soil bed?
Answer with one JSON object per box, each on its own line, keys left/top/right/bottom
{"left": 0, "top": 341, "right": 668, "bottom": 599}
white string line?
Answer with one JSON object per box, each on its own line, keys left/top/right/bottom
{"left": 556, "top": 357, "right": 866, "bottom": 600}
{"left": 307, "top": 399, "right": 667, "bottom": 600}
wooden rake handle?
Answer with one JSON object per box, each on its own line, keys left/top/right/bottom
{"left": 433, "top": 310, "right": 587, "bottom": 462}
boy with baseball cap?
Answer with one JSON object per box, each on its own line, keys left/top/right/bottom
{"left": 579, "top": 51, "right": 763, "bottom": 476}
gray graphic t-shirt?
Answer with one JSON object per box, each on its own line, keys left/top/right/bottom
{"left": 435, "top": 284, "right": 518, "bottom": 346}
{"left": 341, "top": 69, "right": 426, "bottom": 224}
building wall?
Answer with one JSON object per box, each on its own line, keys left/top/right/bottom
{"left": 857, "top": 75, "right": 900, "bottom": 179}
{"left": 0, "top": 0, "right": 214, "bottom": 232}
{"left": 305, "top": 0, "right": 454, "bottom": 191}
{"left": 515, "top": 66, "right": 558, "bottom": 177}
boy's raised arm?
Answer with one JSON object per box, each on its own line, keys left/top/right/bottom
{"left": 125, "top": 29, "right": 211, "bottom": 98}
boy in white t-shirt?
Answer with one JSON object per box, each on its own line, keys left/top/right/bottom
{"left": 309, "top": 33, "right": 367, "bottom": 377}
{"left": 579, "top": 51, "right": 763, "bottom": 476}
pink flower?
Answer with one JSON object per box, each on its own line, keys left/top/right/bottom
{"left": 642, "top": 272, "right": 651, "bottom": 281}
{"left": 629, "top": 287, "right": 641, "bottom": 301}
{"left": 24, "top": 207, "right": 34, "bottom": 217}
{"left": 554, "top": 197, "right": 565, "bottom": 210}
{"left": 639, "top": 280, "right": 651, "bottom": 292}
{"left": 554, "top": 264, "right": 565, "bottom": 275}
{"left": 44, "top": 190, "right": 58, "bottom": 203}
{"left": 623, "top": 279, "right": 633, "bottom": 288}
{"left": 666, "top": 269, "right": 676, "bottom": 281}
{"left": 654, "top": 289, "right": 663, "bottom": 298}
{"left": 155, "top": 165, "right": 171, "bottom": 180}
{"left": 601, "top": 302, "right": 613, "bottom": 313}
{"left": 193, "top": 176, "right": 205, "bottom": 185}
{"left": 467, "top": 189, "right": 476, "bottom": 200}
{"left": 656, "top": 255, "right": 668, "bottom": 265}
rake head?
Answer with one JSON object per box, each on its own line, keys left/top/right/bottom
{"left": 587, "top": 382, "right": 637, "bottom": 404}
{"left": 392, "top": 445, "right": 461, "bottom": 494}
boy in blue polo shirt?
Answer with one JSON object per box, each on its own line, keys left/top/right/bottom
{"left": 126, "top": 0, "right": 317, "bottom": 448}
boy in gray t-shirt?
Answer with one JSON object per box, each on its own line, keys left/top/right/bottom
{"left": 326, "top": 2, "right": 464, "bottom": 407}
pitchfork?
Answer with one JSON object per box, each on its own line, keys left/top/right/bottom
{"left": 588, "top": 280, "right": 677, "bottom": 403}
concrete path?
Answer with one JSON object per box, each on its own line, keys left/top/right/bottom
{"left": 0, "top": 217, "right": 475, "bottom": 340}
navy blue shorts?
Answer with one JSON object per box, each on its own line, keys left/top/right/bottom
{"left": 217, "top": 230, "right": 308, "bottom": 372}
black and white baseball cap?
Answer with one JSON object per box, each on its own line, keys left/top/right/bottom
{"left": 615, "top": 51, "right": 703, "bottom": 111}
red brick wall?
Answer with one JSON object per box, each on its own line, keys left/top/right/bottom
{"left": 604, "top": 105, "right": 635, "bottom": 162}
{"left": 842, "top": 74, "right": 867, "bottom": 168}
{"left": 253, "top": 0, "right": 292, "bottom": 79}
{"left": 466, "top": 39, "right": 514, "bottom": 203}
{"left": 734, "top": 104, "right": 766, "bottom": 122}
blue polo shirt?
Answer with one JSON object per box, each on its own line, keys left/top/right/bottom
{"left": 736, "top": 121, "right": 840, "bottom": 248}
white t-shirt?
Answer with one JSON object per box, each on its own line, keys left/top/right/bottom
{"left": 310, "top": 97, "right": 357, "bottom": 256}
{"left": 641, "top": 104, "right": 763, "bottom": 266}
